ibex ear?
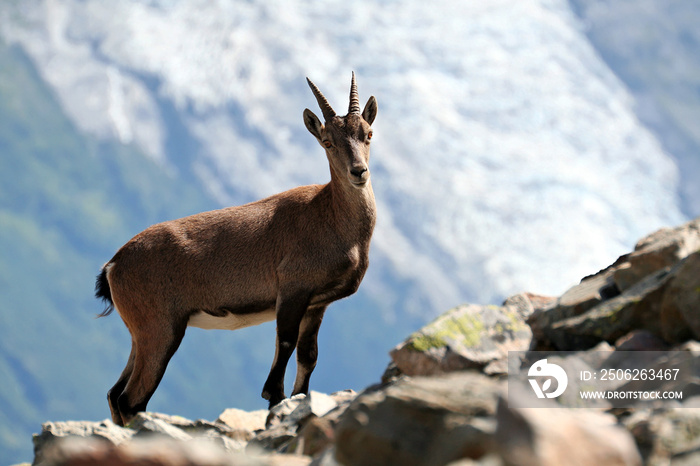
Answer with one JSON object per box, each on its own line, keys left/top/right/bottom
{"left": 362, "top": 96, "right": 377, "bottom": 125}
{"left": 303, "top": 108, "right": 324, "bottom": 141}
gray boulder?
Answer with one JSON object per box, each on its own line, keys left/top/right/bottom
{"left": 33, "top": 419, "right": 133, "bottom": 464}
{"left": 622, "top": 408, "right": 700, "bottom": 465}
{"left": 495, "top": 397, "right": 642, "bottom": 466}
{"left": 334, "top": 372, "right": 502, "bottom": 466}
{"left": 217, "top": 408, "right": 268, "bottom": 442}
{"left": 32, "top": 412, "right": 306, "bottom": 465}
{"left": 529, "top": 217, "right": 700, "bottom": 350}
{"left": 34, "top": 436, "right": 274, "bottom": 466}
{"left": 614, "top": 218, "right": 700, "bottom": 292}
{"left": 390, "top": 302, "right": 533, "bottom": 377}
{"left": 660, "top": 250, "right": 700, "bottom": 342}
{"left": 250, "top": 391, "right": 355, "bottom": 454}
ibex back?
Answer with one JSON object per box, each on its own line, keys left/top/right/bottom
{"left": 95, "top": 73, "right": 377, "bottom": 426}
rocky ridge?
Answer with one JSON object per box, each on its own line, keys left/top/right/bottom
{"left": 28, "top": 217, "right": 700, "bottom": 465}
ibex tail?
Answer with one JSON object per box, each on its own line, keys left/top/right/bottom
{"left": 95, "top": 265, "right": 115, "bottom": 317}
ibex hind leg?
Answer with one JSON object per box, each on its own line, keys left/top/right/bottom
{"left": 108, "top": 343, "right": 135, "bottom": 426}
{"left": 116, "top": 321, "right": 187, "bottom": 426}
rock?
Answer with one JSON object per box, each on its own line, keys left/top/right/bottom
{"left": 615, "top": 330, "right": 669, "bottom": 351}
{"left": 612, "top": 348, "right": 700, "bottom": 407}
{"left": 540, "top": 258, "right": 681, "bottom": 351}
{"left": 622, "top": 408, "right": 700, "bottom": 465}
{"left": 561, "top": 267, "right": 621, "bottom": 317}
{"left": 190, "top": 422, "right": 248, "bottom": 452}
{"left": 284, "top": 417, "right": 335, "bottom": 457}
{"left": 266, "top": 394, "right": 308, "bottom": 428}
{"left": 130, "top": 412, "right": 241, "bottom": 441}
{"left": 36, "top": 435, "right": 308, "bottom": 466}
{"left": 390, "top": 303, "right": 532, "bottom": 376}
{"left": 124, "top": 412, "right": 248, "bottom": 452}
{"left": 529, "top": 217, "right": 700, "bottom": 350}
{"left": 660, "top": 251, "right": 700, "bottom": 343}
{"left": 503, "top": 292, "right": 557, "bottom": 320}
{"left": 129, "top": 412, "right": 193, "bottom": 441}
{"left": 218, "top": 408, "right": 268, "bottom": 431}
{"left": 32, "top": 390, "right": 358, "bottom": 464}
{"left": 250, "top": 396, "right": 310, "bottom": 453}
{"left": 614, "top": 218, "right": 700, "bottom": 292}
{"left": 262, "top": 454, "right": 313, "bottom": 466}
{"left": 541, "top": 249, "right": 700, "bottom": 351}
{"left": 248, "top": 424, "right": 300, "bottom": 453}
{"left": 250, "top": 391, "right": 355, "bottom": 455}
{"left": 33, "top": 412, "right": 314, "bottom": 466}
{"left": 495, "top": 397, "right": 642, "bottom": 466}
{"left": 287, "top": 391, "right": 339, "bottom": 425}
{"left": 334, "top": 372, "right": 501, "bottom": 466}
{"left": 33, "top": 419, "right": 134, "bottom": 464}
{"left": 528, "top": 265, "right": 624, "bottom": 349}
{"left": 381, "top": 361, "right": 403, "bottom": 384}
{"left": 314, "top": 390, "right": 358, "bottom": 425}
{"left": 327, "top": 389, "right": 357, "bottom": 406}
{"left": 142, "top": 412, "right": 201, "bottom": 428}
{"left": 33, "top": 414, "right": 252, "bottom": 464}
{"left": 309, "top": 447, "right": 341, "bottom": 466}
{"left": 217, "top": 408, "right": 268, "bottom": 442}
{"left": 547, "top": 269, "right": 669, "bottom": 350}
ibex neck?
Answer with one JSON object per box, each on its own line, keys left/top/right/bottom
{"left": 327, "top": 172, "right": 377, "bottom": 236}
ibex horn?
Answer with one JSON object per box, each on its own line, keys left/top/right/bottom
{"left": 306, "top": 78, "right": 336, "bottom": 121}
{"left": 348, "top": 71, "right": 360, "bottom": 114}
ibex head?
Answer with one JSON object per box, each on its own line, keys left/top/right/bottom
{"left": 304, "top": 72, "right": 378, "bottom": 188}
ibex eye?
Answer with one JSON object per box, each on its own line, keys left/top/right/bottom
{"left": 367, "top": 131, "right": 373, "bottom": 140}
{"left": 323, "top": 140, "right": 332, "bottom": 148}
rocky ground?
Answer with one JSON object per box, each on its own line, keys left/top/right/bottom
{"left": 25, "top": 218, "right": 700, "bottom": 465}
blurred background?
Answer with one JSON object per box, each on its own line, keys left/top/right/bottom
{"left": 1, "top": 0, "right": 698, "bottom": 462}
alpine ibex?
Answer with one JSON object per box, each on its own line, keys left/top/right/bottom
{"left": 95, "top": 73, "right": 377, "bottom": 426}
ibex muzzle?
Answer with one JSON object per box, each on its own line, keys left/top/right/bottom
{"left": 95, "top": 73, "right": 377, "bottom": 426}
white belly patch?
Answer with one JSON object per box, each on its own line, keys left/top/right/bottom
{"left": 187, "top": 308, "right": 276, "bottom": 331}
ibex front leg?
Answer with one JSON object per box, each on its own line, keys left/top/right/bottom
{"left": 292, "top": 306, "right": 327, "bottom": 397}
{"left": 262, "top": 290, "right": 311, "bottom": 408}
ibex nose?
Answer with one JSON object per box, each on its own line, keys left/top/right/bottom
{"left": 350, "top": 167, "right": 368, "bottom": 178}
{"left": 349, "top": 166, "right": 369, "bottom": 186}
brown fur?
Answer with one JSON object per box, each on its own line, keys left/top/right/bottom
{"left": 96, "top": 74, "right": 378, "bottom": 426}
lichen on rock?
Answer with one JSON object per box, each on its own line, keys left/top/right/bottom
{"left": 390, "top": 302, "right": 533, "bottom": 376}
